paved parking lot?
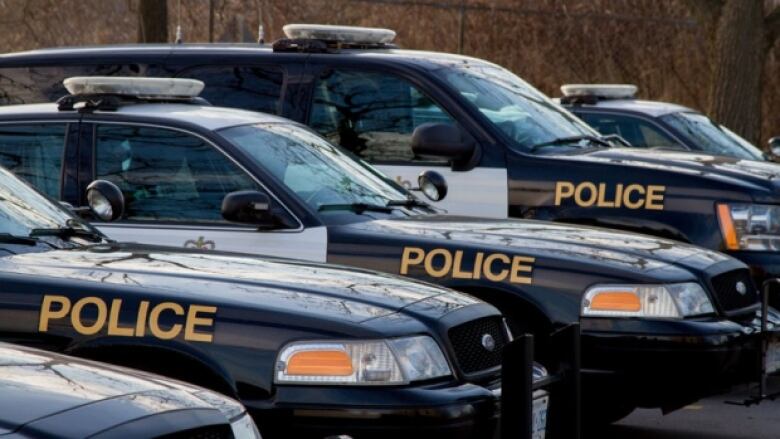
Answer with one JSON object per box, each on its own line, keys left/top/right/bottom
{"left": 591, "top": 378, "right": 780, "bottom": 438}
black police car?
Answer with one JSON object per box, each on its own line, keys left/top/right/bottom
{"left": 556, "top": 84, "right": 768, "bottom": 161}
{"left": 4, "top": 26, "right": 780, "bottom": 293}
{"left": 3, "top": 73, "right": 777, "bottom": 425}
{"left": 0, "top": 342, "right": 260, "bottom": 438}
{"left": 0, "top": 156, "right": 531, "bottom": 438}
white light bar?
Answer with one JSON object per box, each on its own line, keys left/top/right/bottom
{"left": 561, "top": 84, "right": 638, "bottom": 99}
{"left": 64, "top": 77, "right": 204, "bottom": 98}
{"left": 283, "top": 24, "right": 396, "bottom": 44}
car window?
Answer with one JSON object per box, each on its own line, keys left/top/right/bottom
{"left": 309, "top": 69, "right": 453, "bottom": 164}
{"left": 178, "top": 65, "right": 285, "bottom": 115}
{"left": 577, "top": 112, "right": 677, "bottom": 148}
{"left": 0, "top": 65, "right": 154, "bottom": 105}
{"left": 95, "top": 125, "right": 259, "bottom": 223}
{"left": 0, "top": 123, "right": 66, "bottom": 198}
{"left": 660, "top": 112, "right": 765, "bottom": 160}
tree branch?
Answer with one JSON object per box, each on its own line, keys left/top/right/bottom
{"left": 766, "top": 6, "right": 780, "bottom": 46}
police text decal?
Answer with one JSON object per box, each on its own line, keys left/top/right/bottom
{"left": 554, "top": 181, "right": 665, "bottom": 210}
{"left": 400, "top": 247, "right": 534, "bottom": 284}
{"left": 38, "top": 295, "right": 217, "bottom": 342}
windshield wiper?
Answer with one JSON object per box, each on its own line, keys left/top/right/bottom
{"left": 30, "top": 225, "right": 104, "bottom": 242}
{"left": 318, "top": 203, "right": 395, "bottom": 214}
{"left": 530, "top": 135, "right": 612, "bottom": 152}
{"left": 0, "top": 233, "right": 38, "bottom": 246}
{"left": 386, "top": 198, "right": 430, "bottom": 209}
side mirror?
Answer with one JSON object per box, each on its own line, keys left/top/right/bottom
{"left": 86, "top": 180, "right": 125, "bottom": 221}
{"left": 418, "top": 170, "right": 448, "bottom": 202}
{"left": 222, "top": 190, "right": 286, "bottom": 229}
{"left": 769, "top": 136, "right": 780, "bottom": 157}
{"left": 411, "top": 123, "right": 479, "bottom": 169}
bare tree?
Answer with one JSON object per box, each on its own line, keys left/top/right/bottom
{"left": 137, "top": 0, "right": 168, "bottom": 43}
{"left": 708, "top": 0, "right": 780, "bottom": 145}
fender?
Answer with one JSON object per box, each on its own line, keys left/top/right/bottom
{"left": 65, "top": 336, "right": 237, "bottom": 397}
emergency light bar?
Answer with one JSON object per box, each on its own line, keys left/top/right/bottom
{"left": 560, "top": 84, "right": 638, "bottom": 99}
{"left": 64, "top": 77, "right": 204, "bottom": 98}
{"left": 282, "top": 24, "right": 396, "bottom": 45}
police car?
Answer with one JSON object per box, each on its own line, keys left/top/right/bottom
{"left": 0, "top": 342, "right": 261, "bottom": 438}
{"left": 5, "top": 26, "right": 780, "bottom": 293}
{"left": 556, "top": 84, "right": 768, "bottom": 161}
{"left": 4, "top": 74, "right": 779, "bottom": 425}
{"left": 0, "top": 154, "right": 541, "bottom": 438}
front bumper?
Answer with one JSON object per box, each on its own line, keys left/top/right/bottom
{"left": 581, "top": 310, "right": 780, "bottom": 411}
{"left": 246, "top": 380, "right": 502, "bottom": 439}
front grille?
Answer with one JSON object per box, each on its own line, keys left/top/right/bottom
{"left": 448, "top": 316, "right": 507, "bottom": 374}
{"left": 710, "top": 269, "right": 759, "bottom": 313}
{"left": 157, "top": 424, "right": 233, "bottom": 439}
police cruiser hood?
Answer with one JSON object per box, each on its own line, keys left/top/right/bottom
{"left": 0, "top": 243, "right": 485, "bottom": 327}
{"left": 0, "top": 342, "right": 239, "bottom": 437}
{"left": 567, "top": 148, "right": 780, "bottom": 202}
{"left": 330, "top": 215, "right": 743, "bottom": 282}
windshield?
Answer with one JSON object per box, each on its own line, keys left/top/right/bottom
{"left": 660, "top": 112, "right": 765, "bottom": 161}
{"left": 0, "top": 166, "right": 87, "bottom": 237}
{"left": 440, "top": 63, "right": 600, "bottom": 152}
{"left": 219, "top": 123, "right": 414, "bottom": 212}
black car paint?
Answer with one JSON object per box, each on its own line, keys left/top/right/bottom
{"left": 0, "top": 342, "right": 237, "bottom": 438}
{"left": 0, "top": 241, "right": 504, "bottom": 438}
{"left": 1, "top": 46, "right": 780, "bottom": 414}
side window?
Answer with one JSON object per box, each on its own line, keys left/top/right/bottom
{"left": 577, "top": 112, "right": 677, "bottom": 148}
{"left": 309, "top": 69, "right": 454, "bottom": 163}
{"left": 179, "top": 65, "right": 285, "bottom": 115}
{"left": 95, "top": 125, "right": 259, "bottom": 223}
{"left": 0, "top": 65, "right": 153, "bottom": 105}
{"left": 0, "top": 124, "right": 66, "bottom": 198}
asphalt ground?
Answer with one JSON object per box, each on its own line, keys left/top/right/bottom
{"left": 590, "top": 377, "right": 780, "bottom": 438}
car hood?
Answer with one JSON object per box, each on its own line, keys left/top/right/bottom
{"left": 568, "top": 148, "right": 780, "bottom": 198}
{"left": 341, "top": 215, "right": 736, "bottom": 275}
{"left": 0, "top": 342, "right": 222, "bottom": 435}
{"left": 0, "top": 243, "right": 477, "bottom": 324}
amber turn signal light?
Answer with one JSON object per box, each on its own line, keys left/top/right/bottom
{"left": 716, "top": 204, "right": 740, "bottom": 250}
{"left": 589, "top": 291, "right": 641, "bottom": 312}
{"left": 286, "top": 350, "right": 354, "bottom": 376}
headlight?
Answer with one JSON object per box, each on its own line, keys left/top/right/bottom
{"left": 717, "top": 203, "right": 780, "bottom": 251}
{"left": 275, "top": 336, "right": 451, "bottom": 385}
{"left": 582, "top": 283, "right": 714, "bottom": 318}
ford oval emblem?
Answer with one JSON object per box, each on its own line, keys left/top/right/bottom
{"left": 736, "top": 281, "right": 747, "bottom": 295}
{"left": 481, "top": 334, "right": 496, "bottom": 352}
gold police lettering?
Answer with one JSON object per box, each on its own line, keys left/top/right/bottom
{"left": 554, "top": 181, "right": 665, "bottom": 210}
{"left": 38, "top": 295, "right": 217, "bottom": 343}
{"left": 400, "top": 247, "right": 534, "bottom": 284}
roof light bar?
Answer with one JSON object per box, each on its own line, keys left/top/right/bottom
{"left": 560, "top": 84, "right": 638, "bottom": 99}
{"left": 282, "top": 24, "right": 396, "bottom": 45}
{"left": 63, "top": 77, "right": 204, "bottom": 98}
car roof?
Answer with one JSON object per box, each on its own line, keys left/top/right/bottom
{"left": 0, "top": 43, "right": 499, "bottom": 70}
{"left": 0, "top": 101, "right": 289, "bottom": 130}
{"left": 564, "top": 98, "right": 695, "bottom": 118}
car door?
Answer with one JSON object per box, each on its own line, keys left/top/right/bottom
{"left": 306, "top": 67, "right": 508, "bottom": 218}
{"left": 84, "top": 122, "right": 328, "bottom": 261}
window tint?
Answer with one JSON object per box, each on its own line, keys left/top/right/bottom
{"left": 309, "top": 69, "right": 453, "bottom": 163}
{"left": 95, "top": 125, "right": 258, "bottom": 223}
{"left": 179, "top": 65, "right": 284, "bottom": 115}
{"left": 0, "top": 124, "right": 66, "bottom": 198}
{"left": 0, "top": 65, "right": 152, "bottom": 105}
{"left": 577, "top": 112, "right": 677, "bottom": 148}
